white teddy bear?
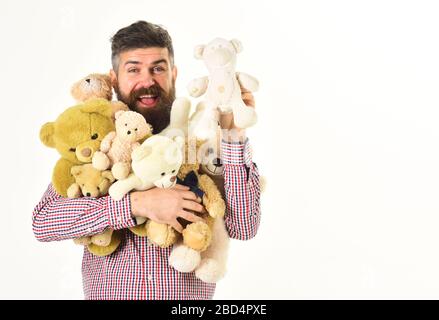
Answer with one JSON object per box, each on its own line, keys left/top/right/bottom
{"left": 108, "top": 135, "right": 185, "bottom": 202}
{"left": 187, "top": 37, "right": 259, "bottom": 140}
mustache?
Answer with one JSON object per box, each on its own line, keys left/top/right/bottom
{"left": 128, "top": 85, "right": 163, "bottom": 105}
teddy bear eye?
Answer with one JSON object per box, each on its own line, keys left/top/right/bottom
{"left": 172, "top": 170, "right": 176, "bottom": 173}
{"left": 161, "top": 172, "right": 165, "bottom": 176}
{"left": 91, "top": 133, "right": 98, "bottom": 140}
{"left": 125, "top": 123, "right": 128, "bottom": 126}
{"left": 69, "top": 148, "right": 76, "bottom": 152}
{"left": 97, "top": 187, "right": 100, "bottom": 191}
{"left": 135, "top": 128, "right": 138, "bottom": 131}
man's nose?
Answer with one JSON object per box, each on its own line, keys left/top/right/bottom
{"left": 135, "top": 74, "right": 155, "bottom": 89}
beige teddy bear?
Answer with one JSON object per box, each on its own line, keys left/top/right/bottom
{"left": 71, "top": 73, "right": 129, "bottom": 121}
{"left": 92, "top": 110, "right": 153, "bottom": 180}
{"left": 67, "top": 163, "right": 121, "bottom": 257}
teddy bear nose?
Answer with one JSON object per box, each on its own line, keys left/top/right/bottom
{"left": 86, "top": 192, "right": 91, "bottom": 197}
{"left": 213, "top": 158, "right": 222, "bottom": 167}
{"left": 127, "top": 130, "right": 131, "bottom": 135}
{"left": 81, "top": 148, "right": 92, "bottom": 157}
{"left": 170, "top": 176, "right": 176, "bottom": 182}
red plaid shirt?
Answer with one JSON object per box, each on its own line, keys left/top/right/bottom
{"left": 32, "top": 140, "right": 261, "bottom": 300}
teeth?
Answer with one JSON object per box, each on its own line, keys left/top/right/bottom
{"left": 139, "top": 95, "right": 156, "bottom": 98}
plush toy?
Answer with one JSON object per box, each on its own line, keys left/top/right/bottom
{"left": 67, "top": 163, "right": 115, "bottom": 198}
{"left": 187, "top": 37, "right": 259, "bottom": 140}
{"left": 92, "top": 110, "right": 153, "bottom": 180}
{"left": 71, "top": 73, "right": 129, "bottom": 120}
{"left": 108, "top": 135, "right": 184, "bottom": 201}
{"left": 40, "top": 99, "right": 115, "bottom": 197}
{"left": 160, "top": 135, "right": 227, "bottom": 283}
{"left": 67, "top": 163, "right": 121, "bottom": 256}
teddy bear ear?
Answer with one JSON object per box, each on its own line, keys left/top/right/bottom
{"left": 40, "top": 122, "right": 55, "bottom": 148}
{"left": 70, "top": 165, "right": 83, "bottom": 177}
{"left": 230, "top": 39, "right": 243, "bottom": 53}
{"left": 194, "top": 45, "right": 205, "bottom": 59}
{"left": 115, "top": 110, "right": 125, "bottom": 120}
{"left": 132, "top": 145, "right": 153, "bottom": 162}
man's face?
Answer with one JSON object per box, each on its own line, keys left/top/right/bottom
{"left": 110, "top": 47, "right": 177, "bottom": 133}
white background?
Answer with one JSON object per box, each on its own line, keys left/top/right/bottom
{"left": 1, "top": 0, "right": 439, "bottom": 299}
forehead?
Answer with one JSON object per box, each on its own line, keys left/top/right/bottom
{"left": 119, "top": 47, "right": 171, "bottom": 65}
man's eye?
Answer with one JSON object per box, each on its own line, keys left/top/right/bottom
{"left": 128, "top": 68, "right": 139, "bottom": 73}
{"left": 152, "top": 66, "right": 165, "bottom": 74}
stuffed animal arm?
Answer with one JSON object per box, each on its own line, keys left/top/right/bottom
{"left": 108, "top": 173, "right": 144, "bottom": 201}
{"left": 99, "top": 131, "right": 117, "bottom": 153}
{"left": 236, "top": 72, "right": 259, "bottom": 92}
{"left": 187, "top": 76, "right": 209, "bottom": 98}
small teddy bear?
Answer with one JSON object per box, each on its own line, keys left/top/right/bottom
{"left": 92, "top": 110, "right": 153, "bottom": 180}
{"left": 70, "top": 73, "right": 129, "bottom": 121}
{"left": 66, "top": 163, "right": 121, "bottom": 257}
{"left": 187, "top": 38, "right": 259, "bottom": 140}
{"left": 67, "top": 163, "right": 115, "bottom": 199}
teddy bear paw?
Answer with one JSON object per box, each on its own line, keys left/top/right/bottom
{"left": 195, "top": 258, "right": 226, "bottom": 283}
{"left": 208, "top": 203, "right": 225, "bottom": 219}
{"left": 169, "top": 244, "right": 201, "bottom": 273}
{"left": 92, "top": 151, "right": 111, "bottom": 171}
{"left": 67, "top": 183, "right": 82, "bottom": 198}
{"left": 112, "top": 162, "right": 131, "bottom": 180}
{"left": 91, "top": 235, "right": 112, "bottom": 247}
{"left": 73, "top": 236, "right": 91, "bottom": 246}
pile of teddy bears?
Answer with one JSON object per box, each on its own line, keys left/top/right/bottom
{"left": 39, "top": 38, "right": 259, "bottom": 283}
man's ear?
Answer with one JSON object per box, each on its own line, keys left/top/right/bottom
{"left": 172, "top": 65, "right": 178, "bottom": 83}
{"left": 40, "top": 122, "right": 55, "bottom": 148}
{"left": 109, "top": 69, "right": 117, "bottom": 89}
{"left": 194, "top": 45, "right": 205, "bottom": 59}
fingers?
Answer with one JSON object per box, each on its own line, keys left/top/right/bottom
{"left": 180, "top": 190, "right": 202, "bottom": 203}
{"left": 178, "top": 210, "right": 204, "bottom": 223}
{"left": 241, "top": 92, "right": 255, "bottom": 108}
{"left": 170, "top": 219, "right": 184, "bottom": 233}
{"left": 182, "top": 199, "right": 205, "bottom": 213}
{"left": 173, "top": 184, "right": 190, "bottom": 191}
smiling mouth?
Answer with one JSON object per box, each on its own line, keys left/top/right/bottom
{"left": 137, "top": 94, "right": 159, "bottom": 108}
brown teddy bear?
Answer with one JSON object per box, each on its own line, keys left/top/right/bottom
{"left": 68, "top": 164, "right": 122, "bottom": 256}
{"left": 92, "top": 110, "right": 153, "bottom": 180}
{"left": 70, "top": 73, "right": 129, "bottom": 120}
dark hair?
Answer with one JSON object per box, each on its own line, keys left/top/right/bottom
{"left": 110, "top": 21, "right": 174, "bottom": 71}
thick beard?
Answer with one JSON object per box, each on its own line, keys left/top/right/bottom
{"left": 114, "top": 82, "right": 176, "bottom": 134}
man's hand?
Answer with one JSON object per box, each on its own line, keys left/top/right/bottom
{"left": 219, "top": 87, "right": 255, "bottom": 142}
{"left": 130, "top": 184, "right": 205, "bottom": 233}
